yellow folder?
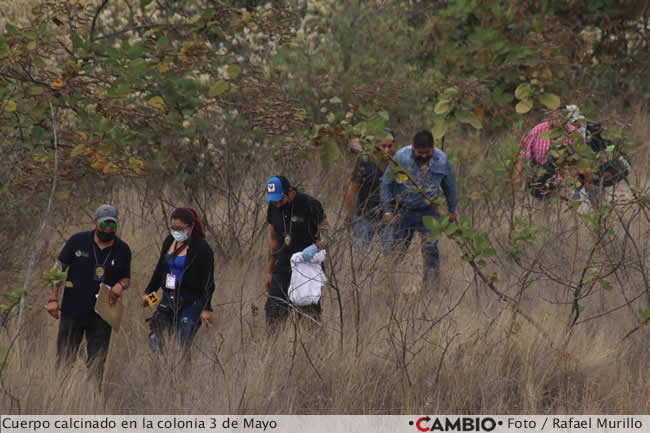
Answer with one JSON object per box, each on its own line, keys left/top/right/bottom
{"left": 94, "top": 283, "right": 124, "bottom": 331}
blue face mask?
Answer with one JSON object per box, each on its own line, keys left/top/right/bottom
{"left": 170, "top": 230, "right": 189, "bottom": 242}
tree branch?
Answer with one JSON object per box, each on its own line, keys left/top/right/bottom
{"left": 16, "top": 103, "right": 59, "bottom": 365}
{"left": 90, "top": 0, "right": 110, "bottom": 42}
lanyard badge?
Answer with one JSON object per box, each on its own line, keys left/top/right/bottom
{"left": 92, "top": 239, "right": 112, "bottom": 282}
{"left": 165, "top": 273, "right": 177, "bottom": 290}
{"left": 283, "top": 204, "right": 294, "bottom": 247}
{"left": 94, "top": 265, "right": 105, "bottom": 282}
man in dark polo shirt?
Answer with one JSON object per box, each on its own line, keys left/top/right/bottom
{"left": 45, "top": 204, "right": 131, "bottom": 382}
{"left": 343, "top": 129, "right": 395, "bottom": 253}
{"left": 264, "top": 176, "right": 329, "bottom": 328}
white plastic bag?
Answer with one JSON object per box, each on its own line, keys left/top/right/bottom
{"left": 288, "top": 250, "right": 327, "bottom": 306}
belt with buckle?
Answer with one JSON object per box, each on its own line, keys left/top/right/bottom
{"left": 401, "top": 206, "right": 432, "bottom": 212}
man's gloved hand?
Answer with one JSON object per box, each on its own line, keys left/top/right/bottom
{"left": 301, "top": 244, "right": 318, "bottom": 261}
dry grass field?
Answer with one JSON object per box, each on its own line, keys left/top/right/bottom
{"left": 1, "top": 105, "right": 648, "bottom": 414}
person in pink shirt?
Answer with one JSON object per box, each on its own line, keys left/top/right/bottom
{"left": 514, "top": 106, "right": 590, "bottom": 199}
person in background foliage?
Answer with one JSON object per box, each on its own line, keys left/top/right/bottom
{"left": 264, "top": 176, "right": 329, "bottom": 328}
{"left": 343, "top": 129, "right": 396, "bottom": 254}
{"left": 143, "top": 208, "right": 215, "bottom": 358}
{"left": 513, "top": 104, "right": 625, "bottom": 209}
{"left": 514, "top": 106, "right": 586, "bottom": 200}
{"left": 45, "top": 204, "right": 131, "bottom": 385}
{"left": 380, "top": 130, "right": 457, "bottom": 292}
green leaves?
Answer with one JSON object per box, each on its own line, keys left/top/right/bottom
{"left": 538, "top": 92, "right": 561, "bottom": 109}
{"left": 434, "top": 100, "right": 452, "bottom": 115}
{"left": 156, "top": 36, "right": 169, "bottom": 49}
{"left": 514, "top": 83, "right": 532, "bottom": 100}
{"left": 424, "top": 214, "right": 495, "bottom": 265}
{"left": 455, "top": 110, "right": 482, "bottom": 129}
{"left": 515, "top": 81, "right": 560, "bottom": 113}
{"left": 71, "top": 142, "right": 86, "bottom": 158}
{"left": 29, "top": 86, "right": 44, "bottom": 96}
{"left": 208, "top": 80, "right": 228, "bottom": 98}
{"left": 42, "top": 266, "right": 69, "bottom": 287}
{"left": 5, "top": 23, "right": 18, "bottom": 34}
{"left": 127, "top": 59, "right": 147, "bottom": 78}
{"left": 639, "top": 307, "right": 650, "bottom": 323}
{"left": 432, "top": 119, "right": 448, "bottom": 140}
{"left": 515, "top": 98, "right": 533, "bottom": 114}
{"left": 432, "top": 85, "right": 482, "bottom": 138}
{"left": 597, "top": 278, "right": 611, "bottom": 290}
{"left": 319, "top": 135, "right": 340, "bottom": 167}
{"left": 148, "top": 96, "right": 165, "bottom": 110}
{"left": 227, "top": 64, "right": 241, "bottom": 79}
{"left": 31, "top": 126, "right": 45, "bottom": 143}
{"left": 31, "top": 104, "right": 46, "bottom": 119}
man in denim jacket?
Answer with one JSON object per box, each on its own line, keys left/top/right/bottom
{"left": 380, "top": 130, "right": 457, "bottom": 290}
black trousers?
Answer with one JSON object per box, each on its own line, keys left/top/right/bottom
{"left": 56, "top": 313, "right": 112, "bottom": 382}
{"left": 265, "top": 266, "right": 321, "bottom": 327}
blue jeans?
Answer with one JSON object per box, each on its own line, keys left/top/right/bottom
{"left": 149, "top": 292, "right": 202, "bottom": 353}
{"left": 352, "top": 216, "right": 392, "bottom": 254}
{"left": 571, "top": 184, "right": 607, "bottom": 204}
{"left": 391, "top": 208, "right": 440, "bottom": 271}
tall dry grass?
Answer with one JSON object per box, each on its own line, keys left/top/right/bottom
{"left": 1, "top": 104, "right": 649, "bottom": 414}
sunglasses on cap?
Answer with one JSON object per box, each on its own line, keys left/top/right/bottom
{"left": 99, "top": 220, "right": 117, "bottom": 230}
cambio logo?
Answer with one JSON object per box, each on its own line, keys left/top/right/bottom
{"left": 409, "top": 417, "right": 501, "bottom": 432}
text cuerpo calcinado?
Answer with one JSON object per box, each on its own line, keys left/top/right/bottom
{"left": 2, "top": 417, "right": 279, "bottom": 431}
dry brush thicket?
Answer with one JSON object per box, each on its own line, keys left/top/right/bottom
{"left": 0, "top": 0, "right": 648, "bottom": 414}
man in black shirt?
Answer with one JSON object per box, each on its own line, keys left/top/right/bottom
{"left": 45, "top": 204, "right": 131, "bottom": 383}
{"left": 264, "top": 176, "right": 328, "bottom": 327}
{"left": 343, "top": 130, "right": 395, "bottom": 253}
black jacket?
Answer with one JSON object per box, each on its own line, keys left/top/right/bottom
{"left": 144, "top": 235, "right": 215, "bottom": 311}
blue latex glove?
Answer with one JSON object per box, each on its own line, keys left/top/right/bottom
{"left": 301, "top": 245, "right": 318, "bottom": 261}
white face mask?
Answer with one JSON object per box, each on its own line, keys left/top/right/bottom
{"left": 170, "top": 230, "right": 189, "bottom": 242}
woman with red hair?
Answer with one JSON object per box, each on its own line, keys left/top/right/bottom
{"left": 143, "top": 208, "right": 215, "bottom": 356}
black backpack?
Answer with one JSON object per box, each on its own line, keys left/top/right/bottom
{"left": 585, "top": 122, "right": 632, "bottom": 187}
{"left": 527, "top": 156, "right": 558, "bottom": 199}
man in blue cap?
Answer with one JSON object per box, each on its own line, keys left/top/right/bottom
{"left": 264, "top": 176, "right": 329, "bottom": 327}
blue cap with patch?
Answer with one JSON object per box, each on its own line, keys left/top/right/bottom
{"left": 266, "top": 176, "right": 284, "bottom": 202}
